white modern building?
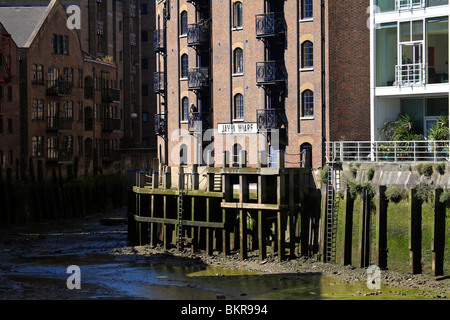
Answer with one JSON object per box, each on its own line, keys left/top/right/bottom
{"left": 370, "top": 0, "right": 449, "bottom": 141}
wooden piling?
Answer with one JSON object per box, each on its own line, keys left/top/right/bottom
{"left": 258, "top": 175, "right": 267, "bottom": 261}
{"left": 375, "top": 186, "right": 388, "bottom": 270}
{"left": 432, "top": 188, "right": 445, "bottom": 276}
{"left": 277, "top": 174, "right": 286, "bottom": 262}
{"left": 359, "top": 189, "right": 370, "bottom": 268}
{"left": 222, "top": 174, "right": 232, "bottom": 256}
{"left": 341, "top": 188, "right": 354, "bottom": 266}
{"left": 409, "top": 188, "right": 422, "bottom": 274}
{"left": 239, "top": 174, "right": 249, "bottom": 261}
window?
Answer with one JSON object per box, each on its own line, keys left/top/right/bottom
{"left": 7, "top": 119, "right": 12, "bottom": 134}
{"left": 301, "top": 90, "right": 314, "bottom": 117}
{"left": 58, "top": 35, "right": 64, "bottom": 54}
{"left": 234, "top": 94, "right": 244, "bottom": 120}
{"left": 233, "top": 143, "right": 242, "bottom": 167}
{"left": 301, "top": 0, "right": 313, "bottom": 19}
{"left": 181, "top": 97, "right": 189, "bottom": 121}
{"left": 64, "top": 68, "right": 74, "bottom": 85}
{"left": 233, "top": 48, "right": 244, "bottom": 74}
{"left": 233, "top": 1, "right": 243, "bottom": 28}
{"left": 32, "top": 136, "right": 43, "bottom": 157}
{"left": 77, "top": 69, "right": 83, "bottom": 88}
{"left": 142, "top": 112, "right": 149, "bottom": 123}
{"left": 141, "top": 30, "right": 148, "bottom": 42}
{"left": 32, "top": 99, "right": 44, "bottom": 120}
{"left": 63, "top": 101, "right": 73, "bottom": 119}
{"left": 180, "top": 11, "right": 188, "bottom": 36}
{"left": 52, "top": 34, "right": 57, "bottom": 53}
{"left": 142, "top": 57, "right": 148, "bottom": 70}
{"left": 181, "top": 54, "right": 188, "bottom": 79}
{"left": 7, "top": 86, "right": 12, "bottom": 101}
{"left": 141, "top": 3, "right": 148, "bottom": 15}
{"left": 77, "top": 101, "right": 83, "bottom": 122}
{"left": 7, "top": 151, "right": 13, "bottom": 165}
{"left": 63, "top": 36, "right": 69, "bottom": 54}
{"left": 301, "top": 41, "right": 314, "bottom": 68}
{"left": 32, "top": 65, "right": 37, "bottom": 84}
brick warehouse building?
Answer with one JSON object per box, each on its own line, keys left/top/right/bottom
{"left": 0, "top": 0, "right": 124, "bottom": 178}
{"left": 2, "top": 0, "right": 159, "bottom": 162}
{"left": 154, "top": 0, "right": 371, "bottom": 170}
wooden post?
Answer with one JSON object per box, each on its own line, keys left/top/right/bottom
{"left": 342, "top": 188, "right": 354, "bottom": 266}
{"left": 359, "top": 189, "right": 370, "bottom": 268}
{"left": 239, "top": 174, "right": 248, "bottom": 261}
{"left": 409, "top": 188, "right": 422, "bottom": 274}
{"left": 150, "top": 195, "right": 158, "bottom": 246}
{"left": 277, "top": 174, "right": 286, "bottom": 262}
{"left": 138, "top": 194, "right": 150, "bottom": 245}
{"left": 288, "top": 170, "right": 296, "bottom": 258}
{"left": 319, "top": 188, "right": 327, "bottom": 262}
{"left": 206, "top": 198, "right": 213, "bottom": 256}
{"left": 432, "top": 188, "right": 445, "bottom": 276}
{"left": 191, "top": 196, "right": 198, "bottom": 254}
{"left": 375, "top": 186, "right": 388, "bottom": 270}
{"left": 222, "top": 174, "right": 232, "bottom": 256}
{"left": 163, "top": 167, "right": 171, "bottom": 189}
{"left": 258, "top": 175, "right": 267, "bottom": 261}
{"left": 163, "top": 196, "right": 171, "bottom": 250}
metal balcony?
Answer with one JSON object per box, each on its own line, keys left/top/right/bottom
{"left": 256, "top": 61, "right": 286, "bottom": 86}
{"left": 130, "top": 32, "right": 137, "bottom": 46}
{"left": 256, "top": 109, "right": 287, "bottom": 131}
{"left": 155, "top": 113, "right": 166, "bottom": 136}
{"left": 395, "top": 63, "right": 426, "bottom": 86}
{"left": 187, "top": 22, "right": 209, "bottom": 47}
{"left": 47, "top": 147, "right": 73, "bottom": 163}
{"left": 153, "top": 29, "right": 165, "bottom": 52}
{"left": 46, "top": 80, "right": 73, "bottom": 96}
{"left": 188, "top": 112, "right": 211, "bottom": 134}
{"left": 188, "top": 67, "right": 210, "bottom": 90}
{"left": 395, "top": 0, "right": 425, "bottom": 11}
{"left": 153, "top": 72, "right": 165, "bottom": 93}
{"left": 97, "top": 20, "right": 104, "bottom": 35}
{"left": 102, "top": 88, "right": 120, "bottom": 102}
{"left": 102, "top": 118, "right": 121, "bottom": 132}
{"left": 255, "top": 12, "right": 286, "bottom": 39}
{"left": 46, "top": 116, "right": 73, "bottom": 132}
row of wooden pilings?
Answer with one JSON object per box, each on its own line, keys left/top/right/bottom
{"left": 127, "top": 166, "right": 319, "bottom": 262}
{"left": 329, "top": 185, "right": 447, "bottom": 276}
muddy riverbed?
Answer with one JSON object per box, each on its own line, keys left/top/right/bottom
{"left": 0, "top": 206, "right": 449, "bottom": 300}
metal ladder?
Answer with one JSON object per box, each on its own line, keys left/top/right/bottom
{"left": 325, "top": 163, "right": 339, "bottom": 263}
{"left": 177, "top": 174, "right": 185, "bottom": 251}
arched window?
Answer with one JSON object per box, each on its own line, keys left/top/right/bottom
{"left": 234, "top": 94, "right": 244, "bottom": 120}
{"left": 32, "top": 136, "right": 43, "bottom": 157}
{"left": 301, "top": 41, "right": 314, "bottom": 68}
{"left": 181, "top": 97, "right": 189, "bottom": 121}
{"left": 302, "top": 90, "right": 314, "bottom": 117}
{"left": 233, "top": 1, "right": 243, "bottom": 28}
{"left": 181, "top": 54, "right": 188, "bottom": 79}
{"left": 180, "top": 144, "right": 188, "bottom": 166}
{"left": 180, "top": 11, "right": 188, "bottom": 35}
{"left": 233, "top": 48, "right": 243, "bottom": 74}
{"left": 300, "top": 143, "right": 312, "bottom": 168}
{"left": 301, "top": 0, "right": 313, "bottom": 19}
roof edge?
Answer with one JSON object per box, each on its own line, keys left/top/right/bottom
{"left": 23, "top": 0, "right": 57, "bottom": 48}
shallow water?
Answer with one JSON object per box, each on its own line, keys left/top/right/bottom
{"left": 0, "top": 208, "right": 443, "bottom": 300}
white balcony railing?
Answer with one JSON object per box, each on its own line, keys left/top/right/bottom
{"left": 326, "top": 141, "right": 450, "bottom": 163}
{"left": 395, "top": 63, "right": 426, "bottom": 86}
{"left": 396, "top": 0, "right": 425, "bottom": 11}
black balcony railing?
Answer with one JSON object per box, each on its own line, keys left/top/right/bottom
{"left": 188, "top": 67, "right": 210, "bottom": 90}
{"left": 102, "top": 88, "right": 120, "bottom": 102}
{"left": 102, "top": 118, "right": 121, "bottom": 132}
{"left": 256, "top": 109, "right": 287, "bottom": 131}
{"left": 188, "top": 112, "right": 211, "bottom": 133}
{"left": 153, "top": 72, "right": 165, "bottom": 93}
{"left": 46, "top": 80, "right": 73, "bottom": 96}
{"left": 46, "top": 116, "right": 73, "bottom": 132}
{"left": 47, "top": 147, "right": 73, "bottom": 162}
{"left": 256, "top": 61, "right": 286, "bottom": 85}
{"left": 155, "top": 113, "right": 166, "bottom": 136}
{"left": 255, "top": 12, "right": 286, "bottom": 38}
{"left": 153, "top": 29, "right": 165, "bottom": 52}
{"left": 187, "top": 22, "right": 209, "bottom": 47}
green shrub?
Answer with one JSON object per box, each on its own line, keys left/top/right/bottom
{"left": 418, "top": 163, "right": 433, "bottom": 177}
{"left": 439, "top": 190, "right": 450, "bottom": 205}
{"left": 436, "top": 163, "right": 446, "bottom": 175}
{"left": 366, "top": 167, "right": 375, "bottom": 182}
{"left": 385, "top": 186, "right": 404, "bottom": 203}
{"left": 345, "top": 178, "right": 375, "bottom": 200}
{"left": 415, "top": 183, "right": 434, "bottom": 204}
{"left": 320, "top": 165, "right": 328, "bottom": 185}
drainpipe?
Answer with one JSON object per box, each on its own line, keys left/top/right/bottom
{"left": 321, "top": 0, "right": 326, "bottom": 166}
